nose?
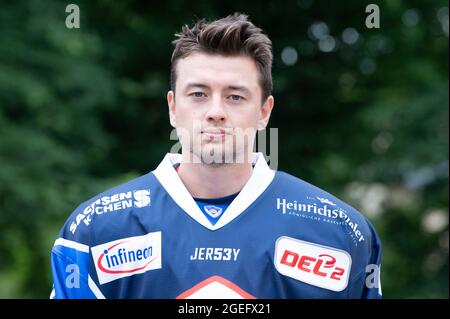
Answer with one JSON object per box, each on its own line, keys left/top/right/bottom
{"left": 205, "top": 96, "right": 227, "bottom": 122}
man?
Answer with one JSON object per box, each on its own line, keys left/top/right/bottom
{"left": 50, "top": 13, "right": 382, "bottom": 299}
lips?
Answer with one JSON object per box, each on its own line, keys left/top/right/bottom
{"left": 202, "top": 128, "right": 227, "bottom": 134}
{"left": 201, "top": 128, "right": 232, "bottom": 141}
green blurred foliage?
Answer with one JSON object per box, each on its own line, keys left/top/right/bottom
{"left": 0, "top": 0, "right": 448, "bottom": 298}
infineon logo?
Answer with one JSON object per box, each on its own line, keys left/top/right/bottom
{"left": 91, "top": 231, "right": 161, "bottom": 284}
{"left": 274, "top": 236, "right": 351, "bottom": 292}
{"left": 70, "top": 189, "right": 151, "bottom": 234}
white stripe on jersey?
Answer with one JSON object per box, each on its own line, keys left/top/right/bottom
{"left": 54, "top": 238, "right": 89, "bottom": 253}
{"left": 88, "top": 275, "right": 106, "bottom": 299}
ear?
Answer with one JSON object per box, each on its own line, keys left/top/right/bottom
{"left": 167, "top": 90, "right": 176, "bottom": 128}
{"left": 257, "top": 95, "right": 274, "bottom": 130}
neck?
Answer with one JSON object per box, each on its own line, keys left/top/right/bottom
{"left": 177, "top": 152, "right": 253, "bottom": 199}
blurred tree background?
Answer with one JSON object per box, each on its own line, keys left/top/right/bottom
{"left": 0, "top": 0, "right": 448, "bottom": 298}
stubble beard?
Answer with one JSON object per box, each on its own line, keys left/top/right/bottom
{"left": 189, "top": 134, "right": 254, "bottom": 166}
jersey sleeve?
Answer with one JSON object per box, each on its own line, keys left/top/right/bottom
{"left": 346, "top": 218, "right": 382, "bottom": 299}
{"left": 50, "top": 238, "right": 101, "bottom": 299}
{"left": 360, "top": 222, "right": 382, "bottom": 299}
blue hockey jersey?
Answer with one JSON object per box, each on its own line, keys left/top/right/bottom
{"left": 50, "top": 153, "right": 382, "bottom": 299}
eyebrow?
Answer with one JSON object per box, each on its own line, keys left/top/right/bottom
{"left": 227, "top": 85, "right": 251, "bottom": 95}
{"left": 184, "top": 83, "right": 210, "bottom": 91}
{"left": 184, "top": 83, "right": 251, "bottom": 95}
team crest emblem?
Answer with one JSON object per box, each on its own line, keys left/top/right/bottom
{"left": 204, "top": 205, "right": 223, "bottom": 218}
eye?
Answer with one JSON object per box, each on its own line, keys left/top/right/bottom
{"left": 228, "top": 95, "right": 244, "bottom": 101}
{"left": 189, "top": 92, "right": 207, "bottom": 98}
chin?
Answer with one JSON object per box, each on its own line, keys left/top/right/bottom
{"left": 193, "top": 146, "right": 232, "bottom": 164}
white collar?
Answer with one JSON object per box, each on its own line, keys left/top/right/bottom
{"left": 153, "top": 153, "right": 275, "bottom": 231}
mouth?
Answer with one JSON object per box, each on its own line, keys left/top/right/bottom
{"left": 201, "top": 128, "right": 231, "bottom": 140}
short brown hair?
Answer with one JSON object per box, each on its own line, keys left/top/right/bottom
{"left": 170, "top": 13, "right": 273, "bottom": 103}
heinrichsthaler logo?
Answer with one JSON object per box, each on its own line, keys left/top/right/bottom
{"left": 70, "top": 189, "right": 151, "bottom": 234}
{"left": 276, "top": 197, "right": 365, "bottom": 244}
{"left": 91, "top": 231, "right": 162, "bottom": 285}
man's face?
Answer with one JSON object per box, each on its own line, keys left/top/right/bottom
{"left": 167, "top": 52, "right": 274, "bottom": 164}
